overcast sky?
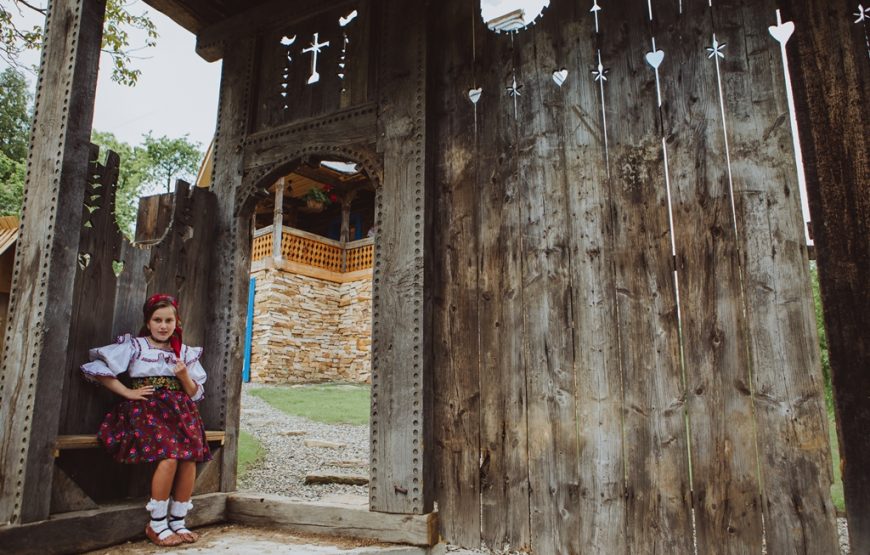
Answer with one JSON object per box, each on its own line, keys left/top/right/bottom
{"left": 3, "top": 4, "right": 220, "bottom": 149}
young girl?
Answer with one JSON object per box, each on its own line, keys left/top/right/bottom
{"left": 81, "top": 293, "right": 210, "bottom": 547}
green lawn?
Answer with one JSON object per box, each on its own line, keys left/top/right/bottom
{"left": 250, "top": 383, "right": 370, "bottom": 426}
{"left": 237, "top": 429, "right": 264, "bottom": 478}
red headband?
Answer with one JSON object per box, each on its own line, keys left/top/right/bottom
{"left": 140, "top": 293, "right": 182, "bottom": 357}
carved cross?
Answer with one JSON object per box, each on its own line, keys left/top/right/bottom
{"left": 303, "top": 32, "right": 331, "bottom": 84}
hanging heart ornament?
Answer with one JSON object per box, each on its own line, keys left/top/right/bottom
{"left": 468, "top": 87, "right": 482, "bottom": 104}
{"left": 552, "top": 68, "right": 568, "bottom": 87}
{"left": 645, "top": 49, "right": 664, "bottom": 69}
{"left": 768, "top": 20, "right": 794, "bottom": 44}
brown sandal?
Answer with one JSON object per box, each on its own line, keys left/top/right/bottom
{"left": 169, "top": 516, "right": 198, "bottom": 543}
{"left": 145, "top": 521, "right": 184, "bottom": 547}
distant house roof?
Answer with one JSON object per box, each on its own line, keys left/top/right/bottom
{"left": 0, "top": 217, "right": 18, "bottom": 256}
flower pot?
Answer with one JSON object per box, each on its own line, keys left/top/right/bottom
{"left": 305, "top": 198, "right": 326, "bottom": 212}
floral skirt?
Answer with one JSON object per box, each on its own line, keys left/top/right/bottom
{"left": 98, "top": 389, "right": 212, "bottom": 464}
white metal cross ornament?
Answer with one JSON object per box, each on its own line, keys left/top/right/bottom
{"left": 303, "top": 33, "right": 331, "bottom": 84}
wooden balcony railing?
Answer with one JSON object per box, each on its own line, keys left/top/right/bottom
{"left": 252, "top": 226, "right": 374, "bottom": 281}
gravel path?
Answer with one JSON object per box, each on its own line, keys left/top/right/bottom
{"left": 238, "top": 383, "right": 370, "bottom": 500}
{"left": 238, "top": 383, "right": 851, "bottom": 554}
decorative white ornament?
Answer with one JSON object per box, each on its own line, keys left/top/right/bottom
{"left": 280, "top": 35, "right": 296, "bottom": 47}
{"left": 645, "top": 38, "right": 665, "bottom": 107}
{"left": 302, "top": 32, "right": 330, "bottom": 84}
{"left": 706, "top": 35, "right": 726, "bottom": 59}
{"left": 78, "top": 253, "right": 91, "bottom": 270}
{"left": 590, "top": 0, "right": 602, "bottom": 33}
{"left": 340, "top": 10, "right": 359, "bottom": 27}
{"left": 855, "top": 4, "right": 870, "bottom": 23}
{"left": 645, "top": 49, "right": 664, "bottom": 69}
{"left": 768, "top": 17, "right": 795, "bottom": 44}
{"left": 468, "top": 87, "right": 482, "bottom": 104}
{"left": 552, "top": 68, "right": 568, "bottom": 87}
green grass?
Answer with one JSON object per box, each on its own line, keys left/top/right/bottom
{"left": 811, "top": 262, "right": 844, "bottom": 513}
{"left": 250, "top": 383, "right": 370, "bottom": 426}
{"left": 237, "top": 430, "right": 264, "bottom": 478}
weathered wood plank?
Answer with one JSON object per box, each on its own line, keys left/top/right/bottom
{"left": 0, "top": 0, "right": 106, "bottom": 525}
{"left": 554, "top": 5, "right": 628, "bottom": 552}
{"left": 715, "top": 1, "right": 839, "bottom": 552}
{"left": 227, "top": 493, "right": 437, "bottom": 546}
{"left": 785, "top": 1, "right": 870, "bottom": 551}
{"left": 430, "top": 0, "right": 481, "bottom": 547}
{"left": 473, "top": 12, "right": 531, "bottom": 555}
{"left": 656, "top": 3, "right": 764, "bottom": 551}
{"left": 370, "top": 0, "right": 429, "bottom": 514}
{"left": 0, "top": 492, "right": 226, "bottom": 555}
{"left": 203, "top": 36, "right": 259, "bottom": 494}
{"left": 515, "top": 13, "right": 581, "bottom": 555}
{"left": 304, "top": 472, "right": 369, "bottom": 485}
{"left": 601, "top": 2, "right": 694, "bottom": 552}
{"left": 429, "top": 13, "right": 475, "bottom": 546}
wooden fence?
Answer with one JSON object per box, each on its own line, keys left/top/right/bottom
{"left": 430, "top": 1, "right": 837, "bottom": 553}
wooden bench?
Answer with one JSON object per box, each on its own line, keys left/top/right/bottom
{"left": 53, "top": 431, "right": 226, "bottom": 457}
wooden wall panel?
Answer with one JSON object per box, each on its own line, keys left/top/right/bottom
{"left": 717, "top": 1, "right": 839, "bottom": 552}
{"left": 786, "top": 0, "right": 870, "bottom": 551}
{"left": 554, "top": 5, "right": 627, "bottom": 553}
{"left": 658, "top": 3, "right": 763, "bottom": 551}
{"left": 515, "top": 16, "right": 582, "bottom": 555}
{"left": 600, "top": 2, "right": 694, "bottom": 552}
{"left": 430, "top": 0, "right": 481, "bottom": 547}
{"left": 0, "top": 0, "right": 106, "bottom": 524}
{"left": 475, "top": 16, "right": 531, "bottom": 555}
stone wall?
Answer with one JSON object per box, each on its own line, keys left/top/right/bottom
{"left": 249, "top": 267, "right": 372, "bottom": 383}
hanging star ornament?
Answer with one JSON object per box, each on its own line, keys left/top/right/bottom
{"left": 592, "top": 58, "right": 608, "bottom": 82}
{"left": 855, "top": 4, "right": 870, "bottom": 23}
{"left": 706, "top": 35, "right": 726, "bottom": 59}
{"left": 506, "top": 75, "right": 523, "bottom": 97}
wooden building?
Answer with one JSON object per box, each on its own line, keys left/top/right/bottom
{"left": 0, "top": 1, "right": 867, "bottom": 554}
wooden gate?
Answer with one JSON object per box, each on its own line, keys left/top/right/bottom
{"left": 431, "top": 1, "right": 838, "bottom": 553}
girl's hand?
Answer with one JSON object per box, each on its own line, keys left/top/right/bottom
{"left": 124, "top": 385, "right": 154, "bottom": 401}
{"left": 173, "top": 360, "right": 189, "bottom": 378}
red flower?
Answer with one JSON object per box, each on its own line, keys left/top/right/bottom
{"left": 329, "top": 193, "right": 339, "bottom": 203}
{"left": 322, "top": 184, "right": 333, "bottom": 192}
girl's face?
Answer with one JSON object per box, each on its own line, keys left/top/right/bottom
{"left": 147, "top": 306, "right": 177, "bottom": 342}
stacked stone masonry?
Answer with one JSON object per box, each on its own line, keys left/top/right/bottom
{"left": 250, "top": 268, "right": 372, "bottom": 383}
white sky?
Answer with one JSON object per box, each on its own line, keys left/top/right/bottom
{"left": 3, "top": 4, "right": 221, "bottom": 149}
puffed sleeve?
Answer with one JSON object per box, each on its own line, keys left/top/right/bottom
{"left": 184, "top": 345, "right": 207, "bottom": 402}
{"left": 81, "top": 334, "right": 137, "bottom": 382}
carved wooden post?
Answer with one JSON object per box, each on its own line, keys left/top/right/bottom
{"left": 273, "top": 177, "right": 285, "bottom": 261}
{"left": 201, "top": 36, "right": 257, "bottom": 493}
{"left": 0, "top": 0, "right": 106, "bottom": 524}
{"left": 370, "top": 0, "right": 431, "bottom": 514}
{"left": 785, "top": 2, "right": 870, "bottom": 551}
{"left": 340, "top": 191, "right": 356, "bottom": 271}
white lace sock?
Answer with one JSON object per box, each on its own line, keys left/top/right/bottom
{"left": 145, "top": 498, "right": 175, "bottom": 541}
{"left": 168, "top": 498, "right": 194, "bottom": 535}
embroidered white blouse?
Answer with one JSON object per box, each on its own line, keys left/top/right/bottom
{"left": 81, "top": 334, "right": 207, "bottom": 402}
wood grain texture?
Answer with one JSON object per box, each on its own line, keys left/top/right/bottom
{"left": 203, "top": 37, "right": 258, "bottom": 494}
{"left": 370, "top": 0, "right": 429, "bottom": 515}
{"left": 715, "top": 0, "right": 838, "bottom": 552}
{"left": 429, "top": 0, "right": 481, "bottom": 547}
{"left": 515, "top": 15, "right": 582, "bottom": 555}
{"left": 554, "top": 5, "right": 628, "bottom": 553}
{"left": 785, "top": 1, "right": 870, "bottom": 551}
{"left": 474, "top": 12, "right": 532, "bottom": 555}
{"left": 657, "top": 3, "right": 763, "bottom": 551}
{"left": 0, "top": 492, "right": 226, "bottom": 555}
{"left": 0, "top": 0, "right": 106, "bottom": 525}
{"left": 600, "top": 2, "right": 693, "bottom": 552}
{"left": 226, "top": 493, "right": 437, "bottom": 546}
